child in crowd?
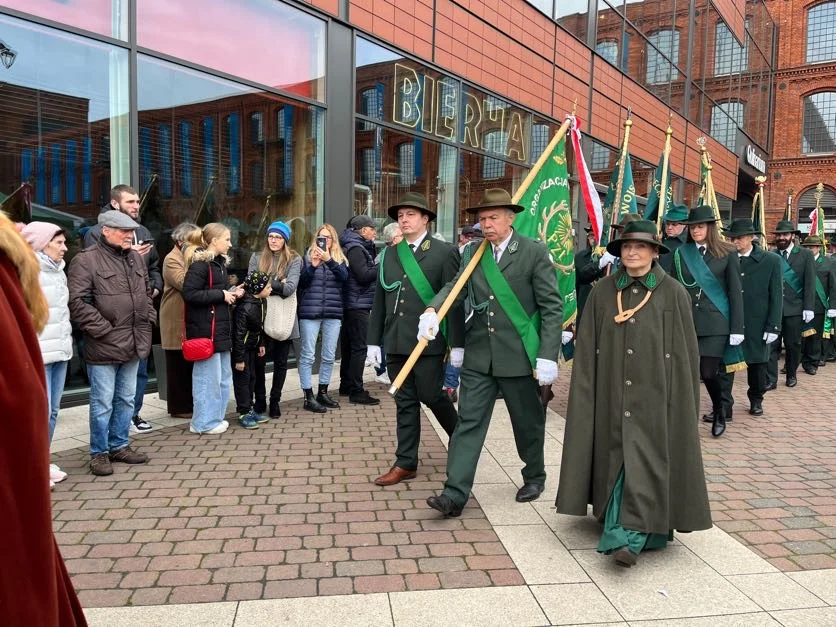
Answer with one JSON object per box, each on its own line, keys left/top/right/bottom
{"left": 232, "top": 271, "right": 271, "bottom": 429}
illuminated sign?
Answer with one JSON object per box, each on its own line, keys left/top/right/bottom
{"left": 745, "top": 145, "right": 766, "bottom": 173}
{"left": 391, "top": 63, "right": 528, "bottom": 164}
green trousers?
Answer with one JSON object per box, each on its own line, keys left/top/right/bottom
{"left": 442, "top": 367, "right": 546, "bottom": 507}
{"left": 598, "top": 467, "right": 671, "bottom": 556}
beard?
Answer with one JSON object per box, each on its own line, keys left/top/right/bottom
{"left": 774, "top": 238, "right": 791, "bottom": 250}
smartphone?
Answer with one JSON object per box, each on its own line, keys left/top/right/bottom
{"left": 316, "top": 236, "right": 327, "bottom": 250}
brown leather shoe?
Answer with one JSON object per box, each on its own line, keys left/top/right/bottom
{"left": 374, "top": 466, "right": 416, "bottom": 486}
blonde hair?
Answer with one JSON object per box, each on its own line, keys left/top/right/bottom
{"left": 184, "top": 222, "right": 230, "bottom": 268}
{"left": 308, "top": 223, "right": 345, "bottom": 264}
{"left": 257, "top": 239, "right": 299, "bottom": 278}
{"left": 181, "top": 225, "right": 206, "bottom": 268}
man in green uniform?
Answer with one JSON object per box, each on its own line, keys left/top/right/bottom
{"left": 418, "top": 188, "right": 563, "bottom": 516}
{"left": 800, "top": 234, "right": 836, "bottom": 375}
{"left": 658, "top": 203, "right": 689, "bottom": 273}
{"left": 716, "top": 219, "right": 782, "bottom": 418}
{"left": 556, "top": 220, "right": 712, "bottom": 567}
{"left": 824, "top": 234, "right": 836, "bottom": 362}
{"left": 367, "top": 192, "right": 465, "bottom": 486}
{"left": 767, "top": 220, "right": 816, "bottom": 388}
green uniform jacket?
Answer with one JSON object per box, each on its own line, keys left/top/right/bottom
{"left": 367, "top": 236, "right": 465, "bottom": 356}
{"left": 781, "top": 245, "right": 816, "bottom": 315}
{"left": 658, "top": 231, "right": 687, "bottom": 274}
{"left": 429, "top": 230, "right": 563, "bottom": 378}
{"left": 673, "top": 245, "right": 744, "bottom": 337}
{"left": 811, "top": 254, "right": 836, "bottom": 314}
{"left": 555, "top": 263, "right": 712, "bottom": 534}
{"left": 738, "top": 245, "right": 782, "bottom": 363}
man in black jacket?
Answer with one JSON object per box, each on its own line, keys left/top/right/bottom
{"left": 574, "top": 227, "right": 603, "bottom": 328}
{"left": 338, "top": 215, "right": 380, "bottom": 405}
{"left": 83, "top": 185, "right": 163, "bottom": 433}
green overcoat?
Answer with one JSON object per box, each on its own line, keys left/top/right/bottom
{"left": 430, "top": 230, "right": 563, "bottom": 377}
{"left": 738, "top": 245, "right": 782, "bottom": 363}
{"left": 555, "top": 263, "right": 713, "bottom": 535}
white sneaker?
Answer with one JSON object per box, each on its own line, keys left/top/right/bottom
{"left": 190, "top": 420, "right": 229, "bottom": 435}
{"left": 50, "top": 480, "right": 55, "bottom": 490}
{"left": 49, "top": 464, "right": 67, "bottom": 483}
{"left": 375, "top": 372, "right": 391, "bottom": 385}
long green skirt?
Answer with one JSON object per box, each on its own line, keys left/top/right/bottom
{"left": 597, "top": 466, "right": 672, "bottom": 556}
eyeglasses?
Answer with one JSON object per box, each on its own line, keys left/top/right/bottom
{"left": 267, "top": 234, "right": 284, "bottom": 240}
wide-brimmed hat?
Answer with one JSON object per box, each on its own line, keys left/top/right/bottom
{"left": 724, "top": 218, "right": 758, "bottom": 237}
{"left": 606, "top": 219, "right": 670, "bottom": 256}
{"left": 683, "top": 205, "right": 720, "bottom": 225}
{"left": 465, "top": 188, "right": 524, "bottom": 214}
{"left": 611, "top": 213, "right": 642, "bottom": 231}
{"left": 663, "top": 203, "right": 689, "bottom": 223}
{"left": 801, "top": 234, "right": 825, "bottom": 247}
{"left": 773, "top": 219, "right": 800, "bottom": 234}
{"left": 387, "top": 192, "right": 437, "bottom": 222}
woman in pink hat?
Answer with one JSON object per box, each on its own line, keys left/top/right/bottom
{"left": 20, "top": 221, "right": 73, "bottom": 488}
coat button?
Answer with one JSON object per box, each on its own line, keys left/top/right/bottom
{"left": 632, "top": 288, "right": 638, "bottom": 294}
{"left": 400, "top": 299, "right": 405, "bottom": 304}
{"left": 489, "top": 295, "right": 495, "bottom": 300}
{"left": 627, "top": 349, "right": 633, "bottom": 355}
{"left": 665, "top": 353, "right": 671, "bottom": 359}
{"left": 625, "top": 380, "right": 632, "bottom": 386}
{"left": 398, "top": 312, "right": 403, "bottom": 317}
{"left": 403, "top": 274, "right": 407, "bottom": 279}
{"left": 624, "top": 410, "right": 631, "bottom": 417}
{"left": 629, "top": 318, "right": 635, "bottom": 324}
{"left": 489, "top": 312, "right": 494, "bottom": 316}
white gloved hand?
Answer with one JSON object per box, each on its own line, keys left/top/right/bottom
{"left": 365, "top": 345, "right": 381, "bottom": 367}
{"left": 729, "top": 334, "right": 744, "bottom": 346}
{"left": 803, "top": 309, "right": 814, "bottom": 323}
{"left": 535, "top": 358, "right": 558, "bottom": 386}
{"left": 598, "top": 251, "right": 617, "bottom": 269}
{"left": 449, "top": 347, "right": 464, "bottom": 368}
{"left": 763, "top": 332, "right": 779, "bottom": 344}
{"left": 417, "top": 310, "right": 439, "bottom": 341}
{"left": 827, "top": 309, "right": 836, "bottom": 318}
{"left": 561, "top": 331, "right": 573, "bottom": 345}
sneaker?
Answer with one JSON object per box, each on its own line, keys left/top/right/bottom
{"left": 109, "top": 446, "right": 149, "bottom": 464}
{"left": 189, "top": 420, "right": 229, "bottom": 435}
{"left": 50, "top": 480, "right": 55, "bottom": 490}
{"left": 90, "top": 453, "right": 113, "bottom": 476}
{"left": 49, "top": 463, "right": 67, "bottom": 483}
{"left": 252, "top": 411, "right": 269, "bottom": 424}
{"left": 444, "top": 387, "right": 458, "bottom": 403}
{"left": 130, "top": 415, "right": 152, "bottom": 433}
{"left": 375, "top": 372, "right": 391, "bottom": 385}
{"left": 238, "top": 412, "right": 260, "bottom": 430}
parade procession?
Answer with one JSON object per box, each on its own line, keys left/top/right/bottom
{"left": 2, "top": 0, "right": 835, "bottom": 624}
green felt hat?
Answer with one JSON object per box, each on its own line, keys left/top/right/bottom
{"left": 606, "top": 219, "right": 670, "bottom": 256}
{"left": 387, "top": 192, "right": 437, "bottom": 222}
{"left": 663, "top": 203, "right": 689, "bottom": 223}
{"left": 801, "top": 234, "right": 825, "bottom": 247}
{"left": 773, "top": 219, "right": 800, "bottom": 234}
{"left": 683, "top": 205, "right": 720, "bottom": 225}
{"left": 465, "top": 188, "right": 524, "bottom": 214}
{"left": 723, "top": 218, "right": 758, "bottom": 237}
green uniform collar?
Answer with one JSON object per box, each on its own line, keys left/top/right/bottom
{"left": 614, "top": 263, "right": 664, "bottom": 292}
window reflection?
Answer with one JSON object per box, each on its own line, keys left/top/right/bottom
{"left": 2, "top": 0, "right": 128, "bottom": 40}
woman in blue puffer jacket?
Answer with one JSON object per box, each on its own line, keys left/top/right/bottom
{"left": 297, "top": 223, "right": 348, "bottom": 413}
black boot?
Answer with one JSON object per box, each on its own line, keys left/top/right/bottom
{"left": 317, "top": 384, "right": 340, "bottom": 409}
{"left": 269, "top": 398, "right": 281, "bottom": 419}
{"left": 701, "top": 411, "right": 715, "bottom": 424}
{"left": 303, "top": 389, "right": 327, "bottom": 413}
{"left": 712, "top": 407, "right": 727, "bottom": 437}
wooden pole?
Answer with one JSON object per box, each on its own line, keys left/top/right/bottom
{"left": 656, "top": 119, "right": 673, "bottom": 236}
{"left": 388, "top": 115, "right": 575, "bottom": 395}
{"left": 755, "top": 175, "right": 767, "bottom": 244}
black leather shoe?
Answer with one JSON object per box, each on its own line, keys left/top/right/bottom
{"left": 712, "top": 411, "right": 726, "bottom": 437}
{"left": 613, "top": 547, "right": 638, "bottom": 568}
{"left": 802, "top": 366, "right": 817, "bottom": 376}
{"left": 764, "top": 382, "right": 777, "bottom": 391}
{"left": 515, "top": 483, "right": 545, "bottom": 502}
{"left": 349, "top": 391, "right": 380, "bottom": 405}
{"left": 701, "top": 411, "right": 715, "bottom": 424}
{"left": 780, "top": 366, "right": 787, "bottom": 374}
{"left": 826, "top": 357, "right": 836, "bottom": 362}
{"left": 786, "top": 376, "right": 797, "bottom": 387}
{"left": 426, "top": 494, "right": 463, "bottom": 517}
{"left": 817, "top": 360, "right": 827, "bottom": 367}
{"left": 749, "top": 402, "right": 763, "bottom": 416}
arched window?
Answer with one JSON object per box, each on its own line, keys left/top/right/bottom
{"left": 715, "top": 21, "right": 747, "bottom": 76}
{"left": 710, "top": 102, "right": 743, "bottom": 151}
{"left": 798, "top": 185, "right": 836, "bottom": 218}
{"left": 807, "top": 2, "right": 836, "bottom": 63}
{"left": 596, "top": 40, "right": 619, "bottom": 66}
{"left": 482, "top": 131, "right": 506, "bottom": 179}
{"left": 647, "top": 30, "right": 680, "bottom": 85}
{"left": 398, "top": 142, "right": 416, "bottom": 186}
{"left": 802, "top": 92, "right": 836, "bottom": 153}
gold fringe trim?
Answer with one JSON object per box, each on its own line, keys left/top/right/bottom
{"left": 824, "top": 332, "right": 831, "bottom": 339}
{"left": 724, "top": 361, "right": 748, "bottom": 373}
{"left": 801, "top": 328, "right": 817, "bottom": 338}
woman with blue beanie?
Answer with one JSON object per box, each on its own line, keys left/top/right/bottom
{"left": 248, "top": 220, "right": 301, "bottom": 418}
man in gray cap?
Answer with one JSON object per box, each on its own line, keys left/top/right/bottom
{"left": 68, "top": 210, "right": 155, "bottom": 476}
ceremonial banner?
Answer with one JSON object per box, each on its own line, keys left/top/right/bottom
{"left": 569, "top": 118, "right": 603, "bottom": 245}
{"left": 643, "top": 153, "right": 673, "bottom": 223}
{"left": 599, "top": 150, "right": 637, "bottom": 249}
{"left": 513, "top": 136, "right": 577, "bottom": 330}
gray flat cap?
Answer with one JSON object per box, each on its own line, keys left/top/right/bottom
{"left": 347, "top": 214, "right": 375, "bottom": 230}
{"left": 98, "top": 210, "right": 140, "bottom": 230}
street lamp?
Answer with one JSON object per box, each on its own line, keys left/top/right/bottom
{"left": 0, "top": 40, "right": 16, "bottom": 69}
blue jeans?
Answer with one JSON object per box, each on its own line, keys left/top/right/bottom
{"left": 133, "top": 357, "right": 148, "bottom": 417}
{"left": 444, "top": 362, "right": 460, "bottom": 389}
{"left": 45, "top": 360, "right": 69, "bottom": 444}
{"left": 87, "top": 360, "right": 139, "bottom": 456}
{"left": 191, "top": 351, "right": 232, "bottom": 432}
{"left": 299, "top": 318, "right": 341, "bottom": 389}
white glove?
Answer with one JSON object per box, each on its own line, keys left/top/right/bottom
{"left": 449, "top": 347, "right": 464, "bottom": 368}
{"left": 365, "top": 345, "right": 381, "bottom": 367}
{"left": 729, "top": 334, "right": 744, "bottom": 346}
{"left": 417, "top": 310, "right": 439, "bottom": 341}
{"left": 763, "top": 332, "right": 779, "bottom": 344}
{"left": 561, "top": 331, "right": 573, "bottom": 345}
{"left": 827, "top": 309, "right": 836, "bottom": 318}
{"left": 803, "top": 310, "right": 814, "bottom": 323}
{"left": 535, "top": 358, "right": 558, "bottom": 386}
{"left": 598, "top": 251, "right": 617, "bottom": 269}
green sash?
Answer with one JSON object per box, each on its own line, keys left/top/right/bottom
{"left": 378, "top": 240, "right": 447, "bottom": 342}
{"left": 780, "top": 251, "right": 816, "bottom": 337}
{"left": 815, "top": 256, "right": 832, "bottom": 338}
{"left": 480, "top": 248, "right": 541, "bottom": 367}
{"left": 675, "top": 244, "right": 746, "bottom": 371}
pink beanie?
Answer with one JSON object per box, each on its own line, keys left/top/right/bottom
{"left": 21, "top": 221, "right": 64, "bottom": 252}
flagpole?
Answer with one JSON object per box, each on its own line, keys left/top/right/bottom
{"left": 656, "top": 117, "right": 673, "bottom": 236}
{"left": 388, "top": 114, "right": 574, "bottom": 395}
{"left": 785, "top": 188, "right": 793, "bottom": 222}
{"left": 605, "top": 110, "right": 633, "bottom": 276}
{"left": 755, "top": 175, "right": 767, "bottom": 244}
{"left": 139, "top": 173, "right": 158, "bottom": 218}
